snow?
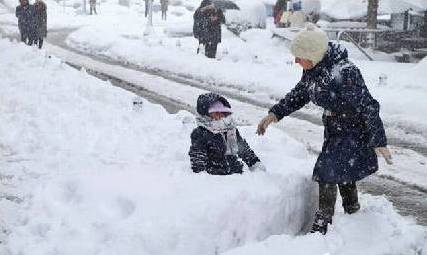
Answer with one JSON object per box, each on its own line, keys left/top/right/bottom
{"left": 320, "top": 0, "right": 367, "bottom": 20}
{"left": 414, "top": 56, "right": 427, "bottom": 73}
{"left": 0, "top": 37, "right": 315, "bottom": 254}
{"left": 1, "top": 37, "right": 426, "bottom": 254}
{"left": 62, "top": 11, "right": 427, "bottom": 148}
{"left": 230, "top": 0, "right": 267, "bottom": 29}
{"left": 319, "top": 0, "right": 425, "bottom": 20}
{"left": 301, "top": 0, "right": 321, "bottom": 14}
{"left": 224, "top": 196, "right": 427, "bottom": 255}
{"left": 4, "top": 0, "right": 426, "bottom": 187}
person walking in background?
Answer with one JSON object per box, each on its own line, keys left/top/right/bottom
{"left": 34, "top": 0, "right": 47, "bottom": 49}
{"left": 189, "top": 93, "right": 266, "bottom": 175}
{"left": 89, "top": 0, "right": 97, "bottom": 15}
{"left": 193, "top": 0, "right": 225, "bottom": 59}
{"left": 160, "top": 0, "right": 168, "bottom": 20}
{"left": 273, "top": 0, "right": 288, "bottom": 26}
{"left": 144, "top": 0, "right": 150, "bottom": 17}
{"left": 257, "top": 23, "right": 393, "bottom": 235}
{"left": 15, "top": 0, "right": 36, "bottom": 45}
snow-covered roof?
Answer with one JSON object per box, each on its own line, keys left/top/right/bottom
{"left": 321, "top": 21, "right": 390, "bottom": 30}
{"left": 321, "top": 0, "right": 367, "bottom": 20}
{"left": 377, "top": 14, "right": 391, "bottom": 21}
{"left": 320, "top": 0, "right": 426, "bottom": 20}
{"left": 378, "top": 0, "right": 424, "bottom": 15}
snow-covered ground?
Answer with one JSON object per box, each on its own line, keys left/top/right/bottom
{"left": 1, "top": 37, "right": 426, "bottom": 255}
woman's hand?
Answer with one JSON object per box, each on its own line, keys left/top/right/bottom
{"left": 257, "top": 113, "right": 278, "bottom": 135}
{"left": 375, "top": 147, "right": 393, "bottom": 165}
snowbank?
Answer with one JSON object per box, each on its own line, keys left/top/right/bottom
{"left": 224, "top": 195, "right": 427, "bottom": 255}
{"left": 320, "top": 0, "right": 425, "bottom": 19}
{"left": 0, "top": 38, "right": 315, "bottom": 254}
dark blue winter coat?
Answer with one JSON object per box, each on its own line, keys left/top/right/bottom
{"left": 16, "top": 4, "right": 36, "bottom": 38}
{"left": 189, "top": 93, "right": 260, "bottom": 175}
{"left": 270, "top": 43, "right": 387, "bottom": 183}
{"left": 193, "top": 0, "right": 225, "bottom": 45}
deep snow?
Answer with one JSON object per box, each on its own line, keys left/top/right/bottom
{"left": 0, "top": 38, "right": 426, "bottom": 255}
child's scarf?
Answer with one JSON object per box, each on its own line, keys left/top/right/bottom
{"left": 196, "top": 115, "right": 239, "bottom": 156}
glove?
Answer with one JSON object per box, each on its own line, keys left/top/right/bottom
{"left": 375, "top": 147, "right": 393, "bottom": 165}
{"left": 256, "top": 113, "right": 278, "bottom": 135}
{"left": 249, "top": 161, "right": 267, "bottom": 172}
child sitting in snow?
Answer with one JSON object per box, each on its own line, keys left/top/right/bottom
{"left": 189, "top": 93, "right": 266, "bottom": 175}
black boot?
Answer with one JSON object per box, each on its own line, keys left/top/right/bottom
{"left": 311, "top": 211, "right": 331, "bottom": 235}
{"left": 311, "top": 182, "right": 337, "bottom": 235}
{"left": 339, "top": 182, "right": 360, "bottom": 214}
{"left": 343, "top": 203, "right": 360, "bottom": 214}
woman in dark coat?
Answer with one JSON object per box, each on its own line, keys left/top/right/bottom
{"left": 189, "top": 93, "right": 265, "bottom": 175}
{"left": 34, "top": 0, "right": 47, "bottom": 49}
{"left": 257, "top": 23, "right": 392, "bottom": 235}
{"left": 193, "top": 0, "right": 225, "bottom": 58}
{"left": 15, "top": 0, "right": 36, "bottom": 45}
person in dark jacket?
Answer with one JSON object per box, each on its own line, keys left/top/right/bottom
{"left": 160, "top": 0, "right": 168, "bottom": 20}
{"left": 15, "top": 0, "right": 36, "bottom": 45}
{"left": 34, "top": 0, "right": 47, "bottom": 49}
{"left": 89, "top": 0, "right": 97, "bottom": 15}
{"left": 257, "top": 23, "right": 393, "bottom": 235}
{"left": 189, "top": 93, "right": 266, "bottom": 175}
{"left": 273, "top": 0, "right": 288, "bottom": 26}
{"left": 193, "top": 0, "right": 225, "bottom": 58}
{"left": 144, "top": 0, "right": 150, "bottom": 17}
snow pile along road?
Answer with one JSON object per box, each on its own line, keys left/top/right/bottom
{"left": 0, "top": 39, "right": 426, "bottom": 255}
{"left": 62, "top": 1, "right": 427, "bottom": 146}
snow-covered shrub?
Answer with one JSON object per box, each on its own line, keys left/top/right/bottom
{"left": 224, "top": 1, "right": 267, "bottom": 35}
{"left": 302, "top": 0, "right": 321, "bottom": 22}
{"left": 169, "top": 0, "right": 183, "bottom": 6}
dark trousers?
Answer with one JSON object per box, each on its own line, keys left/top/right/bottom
{"left": 205, "top": 42, "right": 218, "bottom": 59}
{"left": 21, "top": 34, "right": 34, "bottom": 46}
{"left": 36, "top": 38, "right": 44, "bottom": 49}
{"left": 318, "top": 182, "right": 360, "bottom": 222}
{"left": 145, "top": 0, "right": 149, "bottom": 17}
{"left": 161, "top": 10, "right": 167, "bottom": 20}
{"left": 311, "top": 182, "right": 360, "bottom": 234}
{"left": 90, "top": 5, "right": 97, "bottom": 15}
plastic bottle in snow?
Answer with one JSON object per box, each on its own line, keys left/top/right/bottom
{"left": 132, "top": 96, "right": 144, "bottom": 112}
{"left": 378, "top": 73, "right": 388, "bottom": 86}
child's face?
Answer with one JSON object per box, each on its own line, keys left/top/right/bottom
{"left": 295, "top": 57, "right": 314, "bottom": 70}
{"left": 209, "top": 112, "right": 226, "bottom": 120}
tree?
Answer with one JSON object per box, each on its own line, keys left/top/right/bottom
{"left": 367, "top": 0, "right": 379, "bottom": 29}
{"left": 422, "top": 10, "right": 427, "bottom": 38}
